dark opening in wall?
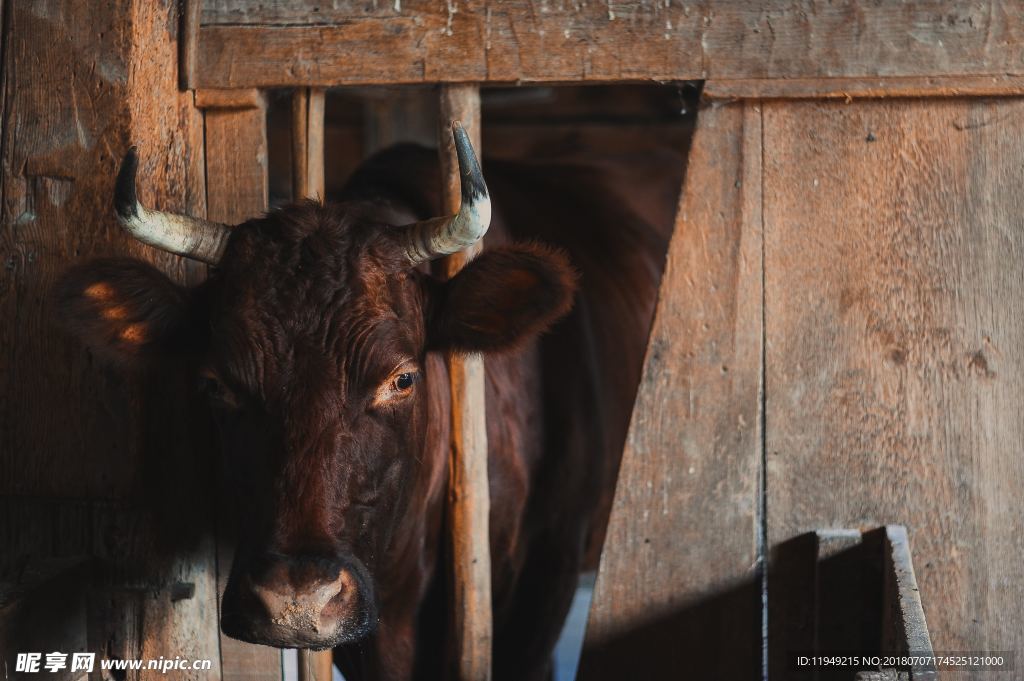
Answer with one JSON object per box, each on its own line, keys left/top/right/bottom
{"left": 263, "top": 82, "right": 700, "bottom": 681}
{"left": 266, "top": 83, "right": 699, "bottom": 206}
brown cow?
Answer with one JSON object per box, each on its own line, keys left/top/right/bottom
{"left": 56, "top": 125, "right": 679, "bottom": 681}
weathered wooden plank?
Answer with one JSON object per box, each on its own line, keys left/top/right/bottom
{"left": 195, "top": 1, "right": 1024, "bottom": 88}
{"left": 307, "top": 89, "right": 325, "bottom": 200}
{"left": 0, "top": 0, "right": 220, "bottom": 676}
{"left": 290, "top": 88, "right": 326, "bottom": 201}
{"left": 882, "top": 526, "right": 937, "bottom": 681}
{"left": 439, "top": 85, "right": 492, "bottom": 681}
{"left": 0, "top": 0, "right": 207, "bottom": 498}
{"left": 196, "top": 87, "right": 265, "bottom": 110}
{"left": 705, "top": 74, "right": 1024, "bottom": 101}
{"left": 578, "top": 100, "right": 763, "bottom": 680}
{"left": 202, "top": 0, "right": 398, "bottom": 25}
{"left": 204, "top": 98, "right": 282, "bottom": 681}
{"left": 763, "top": 97, "right": 1024, "bottom": 681}
{"left": 205, "top": 95, "right": 269, "bottom": 224}
{"left": 769, "top": 526, "right": 937, "bottom": 680}
{"left": 291, "top": 89, "right": 309, "bottom": 201}
{"left": 181, "top": 0, "right": 203, "bottom": 89}
{"left": 296, "top": 649, "right": 334, "bottom": 681}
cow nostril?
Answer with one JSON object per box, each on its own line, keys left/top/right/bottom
{"left": 249, "top": 568, "right": 354, "bottom": 635}
{"left": 311, "top": 571, "right": 346, "bottom": 606}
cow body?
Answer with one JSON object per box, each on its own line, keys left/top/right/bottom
{"left": 332, "top": 145, "right": 679, "bottom": 680}
{"left": 58, "top": 141, "right": 680, "bottom": 681}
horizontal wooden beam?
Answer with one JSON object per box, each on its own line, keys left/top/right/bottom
{"left": 194, "top": 88, "right": 265, "bottom": 110}
{"left": 195, "top": 1, "right": 1024, "bottom": 88}
{"left": 705, "top": 75, "right": 1024, "bottom": 101}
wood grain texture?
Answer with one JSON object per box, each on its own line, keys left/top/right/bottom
{"left": 181, "top": 0, "right": 203, "bottom": 89}
{"left": 291, "top": 88, "right": 326, "bottom": 201}
{"left": 195, "top": 1, "right": 1024, "bottom": 87}
{"left": 202, "top": 0, "right": 398, "bottom": 25}
{"left": 0, "top": 0, "right": 220, "bottom": 676}
{"left": 307, "top": 89, "right": 325, "bottom": 200}
{"left": 762, "top": 97, "right": 1024, "bottom": 680}
{"left": 291, "top": 89, "right": 309, "bottom": 201}
{"left": 204, "top": 99, "right": 282, "bottom": 681}
{"left": 196, "top": 87, "right": 265, "bottom": 110}
{"left": 578, "top": 100, "right": 763, "bottom": 680}
{"left": 882, "top": 526, "right": 936, "bottom": 680}
{"left": 205, "top": 95, "right": 268, "bottom": 224}
{"left": 705, "top": 74, "right": 1024, "bottom": 101}
{"left": 439, "top": 85, "right": 492, "bottom": 681}
{"left": 297, "top": 649, "right": 335, "bottom": 681}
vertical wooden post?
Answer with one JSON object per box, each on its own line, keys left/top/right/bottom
{"left": 292, "top": 88, "right": 326, "bottom": 201}
{"left": 199, "top": 89, "right": 283, "bottom": 681}
{"left": 179, "top": 0, "right": 201, "bottom": 90}
{"left": 296, "top": 649, "right": 335, "bottom": 681}
{"left": 290, "top": 86, "right": 332, "bottom": 681}
{"left": 439, "top": 85, "right": 493, "bottom": 681}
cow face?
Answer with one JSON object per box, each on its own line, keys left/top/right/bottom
{"left": 56, "top": 137, "right": 575, "bottom": 649}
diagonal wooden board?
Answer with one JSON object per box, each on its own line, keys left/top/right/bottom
{"left": 578, "top": 100, "right": 765, "bottom": 680}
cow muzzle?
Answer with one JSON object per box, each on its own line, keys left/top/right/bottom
{"left": 221, "top": 552, "right": 375, "bottom": 649}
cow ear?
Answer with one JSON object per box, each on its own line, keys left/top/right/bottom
{"left": 55, "top": 257, "right": 198, "bottom": 367}
{"left": 428, "top": 244, "right": 577, "bottom": 353}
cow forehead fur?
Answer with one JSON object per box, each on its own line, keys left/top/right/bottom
{"left": 205, "top": 201, "right": 427, "bottom": 402}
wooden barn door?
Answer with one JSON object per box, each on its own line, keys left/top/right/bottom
{"left": 581, "top": 93, "right": 1024, "bottom": 680}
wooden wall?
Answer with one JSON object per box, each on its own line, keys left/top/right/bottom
{"left": 762, "top": 96, "right": 1024, "bottom": 678}
{"left": 3, "top": 2, "right": 1023, "bottom": 679}
{"left": 582, "top": 94, "right": 1024, "bottom": 679}
{"left": 0, "top": 0, "right": 220, "bottom": 676}
{"left": 193, "top": 1, "right": 1024, "bottom": 88}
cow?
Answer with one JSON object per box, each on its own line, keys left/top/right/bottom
{"left": 56, "top": 123, "right": 679, "bottom": 681}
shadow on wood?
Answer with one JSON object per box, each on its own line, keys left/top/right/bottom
{"left": 578, "top": 577, "right": 762, "bottom": 680}
{"left": 769, "top": 526, "right": 936, "bottom": 681}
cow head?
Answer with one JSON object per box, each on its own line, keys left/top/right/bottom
{"left": 56, "top": 125, "right": 576, "bottom": 649}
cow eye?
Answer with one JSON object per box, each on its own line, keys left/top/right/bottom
{"left": 373, "top": 368, "right": 419, "bottom": 407}
{"left": 198, "top": 372, "right": 238, "bottom": 409}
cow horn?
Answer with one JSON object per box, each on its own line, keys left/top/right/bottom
{"left": 399, "top": 121, "right": 491, "bottom": 264}
{"left": 115, "top": 147, "right": 231, "bottom": 264}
